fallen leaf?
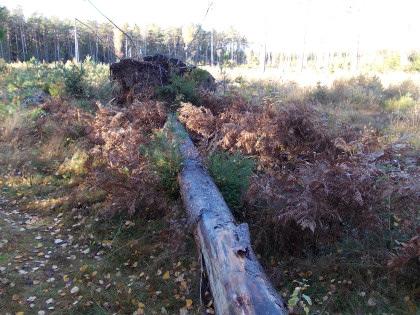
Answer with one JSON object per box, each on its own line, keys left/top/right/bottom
{"left": 27, "top": 296, "right": 36, "bottom": 302}
{"left": 162, "top": 271, "right": 170, "bottom": 280}
{"left": 186, "top": 299, "right": 193, "bottom": 308}
{"left": 368, "top": 297, "right": 376, "bottom": 307}
{"left": 70, "top": 286, "right": 80, "bottom": 294}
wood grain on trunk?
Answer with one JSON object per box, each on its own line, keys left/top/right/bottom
{"left": 166, "top": 116, "right": 288, "bottom": 315}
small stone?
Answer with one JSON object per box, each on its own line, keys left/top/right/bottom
{"left": 81, "top": 248, "right": 90, "bottom": 254}
{"left": 367, "top": 297, "right": 376, "bottom": 306}
{"left": 27, "top": 296, "right": 37, "bottom": 302}
{"left": 70, "top": 286, "right": 80, "bottom": 294}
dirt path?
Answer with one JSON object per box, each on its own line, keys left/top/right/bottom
{"left": 0, "top": 194, "right": 201, "bottom": 315}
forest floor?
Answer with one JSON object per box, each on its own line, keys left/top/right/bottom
{"left": 0, "top": 192, "right": 202, "bottom": 315}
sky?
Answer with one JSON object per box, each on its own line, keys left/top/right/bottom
{"left": 1, "top": 0, "right": 419, "bottom": 52}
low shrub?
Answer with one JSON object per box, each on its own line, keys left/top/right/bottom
{"left": 185, "top": 68, "right": 215, "bottom": 91}
{"left": 156, "top": 74, "right": 200, "bottom": 105}
{"left": 207, "top": 151, "right": 255, "bottom": 210}
{"left": 0, "top": 58, "right": 7, "bottom": 73}
{"left": 141, "top": 130, "right": 182, "bottom": 197}
{"left": 328, "top": 75, "right": 384, "bottom": 106}
{"left": 0, "top": 58, "right": 111, "bottom": 107}
{"left": 26, "top": 107, "right": 46, "bottom": 120}
{"left": 309, "top": 82, "right": 330, "bottom": 104}
{"left": 382, "top": 52, "right": 401, "bottom": 71}
{"left": 384, "top": 95, "right": 416, "bottom": 112}
{"left": 63, "top": 64, "right": 90, "bottom": 99}
{"left": 82, "top": 56, "right": 114, "bottom": 101}
{"left": 57, "top": 150, "right": 89, "bottom": 177}
{"left": 0, "top": 102, "right": 16, "bottom": 117}
{"left": 407, "top": 51, "right": 420, "bottom": 72}
{"left": 87, "top": 101, "right": 168, "bottom": 216}
{"left": 383, "top": 80, "right": 420, "bottom": 100}
{"left": 48, "top": 81, "right": 65, "bottom": 98}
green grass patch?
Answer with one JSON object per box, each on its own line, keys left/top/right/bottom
{"left": 0, "top": 254, "right": 8, "bottom": 263}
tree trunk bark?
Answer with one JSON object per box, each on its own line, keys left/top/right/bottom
{"left": 166, "top": 117, "right": 288, "bottom": 315}
{"left": 210, "top": 29, "right": 214, "bottom": 66}
{"left": 20, "top": 25, "right": 26, "bottom": 61}
{"left": 74, "top": 20, "right": 79, "bottom": 63}
{"left": 95, "top": 38, "right": 98, "bottom": 62}
{"left": 35, "top": 32, "right": 39, "bottom": 60}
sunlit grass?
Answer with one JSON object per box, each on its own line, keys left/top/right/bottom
{"left": 57, "top": 150, "right": 89, "bottom": 177}
{"left": 1, "top": 174, "right": 58, "bottom": 187}
{"left": 384, "top": 95, "right": 417, "bottom": 111}
{"left": 385, "top": 104, "right": 420, "bottom": 148}
{"left": 25, "top": 196, "right": 69, "bottom": 211}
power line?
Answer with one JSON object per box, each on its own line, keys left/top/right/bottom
{"left": 74, "top": 18, "right": 120, "bottom": 60}
{"left": 84, "top": 0, "right": 139, "bottom": 58}
{"left": 186, "top": 1, "right": 214, "bottom": 62}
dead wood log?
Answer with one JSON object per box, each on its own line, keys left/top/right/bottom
{"left": 166, "top": 116, "right": 288, "bottom": 315}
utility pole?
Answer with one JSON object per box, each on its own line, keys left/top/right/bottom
{"left": 74, "top": 19, "right": 79, "bottom": 62}
{"left": 85, "top": 0, "right": 139, "bottom": 58}
{"left": 261, "top": 42, "right": 267, "bottom": 73}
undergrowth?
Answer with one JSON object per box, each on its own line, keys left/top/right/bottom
{"left": 156, "top": 74, "right": 200, "bottom": 105}
{"left": 0, "top": 57, "right": 112, "bottom": 117}
{"left": 179, "top": 75, "right": 420, "bottom": 314}
{"left": 0, "top": 59, "right": 418, "bottom": 314}
{"left": 140, "top": 130, "right": 182, "bottom": 197}
{"left": 207, "top": 151, "right": 254, "bottom": 210}
{"left": 156, "top": 68, "right": 214, "bottom": 106}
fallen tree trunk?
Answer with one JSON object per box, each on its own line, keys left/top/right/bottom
{"left": 166, "top": 116, "right": 288, "bottom": 315}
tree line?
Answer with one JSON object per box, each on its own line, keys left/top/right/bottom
{"left": 0, "top": 6, "right": 248, "bottom": 65}
{"left": 1, "top": 6, "right": 418, "bottom": 72}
